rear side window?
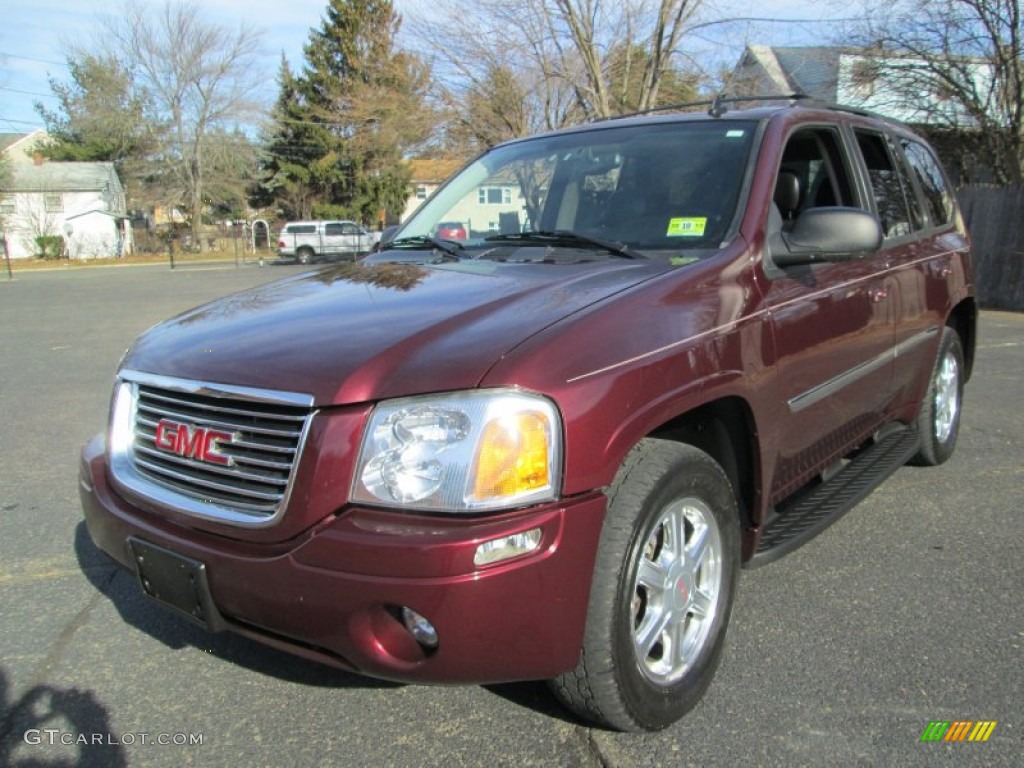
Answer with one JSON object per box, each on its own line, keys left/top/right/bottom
{"left": 855, "top": 131, "right": 923, "bottom": 238}
{"left": 286, "top": 224, "right": 317, "bottom": 234}
{"left": 901, "top": 140, "right": 954, "bottom": 227}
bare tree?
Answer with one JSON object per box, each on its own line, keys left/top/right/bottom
{"left": 409, "top": 0, "right": 702, "bottom": 151}
{"left": 852, "top": 0, "right": 1023, "bottom": 183}
{"left": 12, "top": 191, "right": 62, "bottom": 258}
{"left": 549, "top": 0, "right": 699, "bottom": 116}
{"left": 98, "top": 0, "right": 266, "bottom": 249}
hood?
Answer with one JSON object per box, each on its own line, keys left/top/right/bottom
{"left": 123, "top": 259, "right": 671, "bottom": 405}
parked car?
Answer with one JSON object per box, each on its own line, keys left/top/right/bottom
{"left": 276, "top": 220, "right": 380, "bottom": 264}
{"left": 435, "top": 221, "right": 468, "bottom": 240}
{"left": 80, "top": 97, "right": 974, "bottom": 732}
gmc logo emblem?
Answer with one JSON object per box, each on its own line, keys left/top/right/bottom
{"left": 154, "top": 419, "right": 235, "bottom": 466}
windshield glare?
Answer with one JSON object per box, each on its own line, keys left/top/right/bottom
{"left": 399, "top": 121, "right": 757, "bottom": 257}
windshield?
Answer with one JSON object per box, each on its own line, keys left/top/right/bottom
{"left": 397, "top": 120, "right": 758, "bottom": 259}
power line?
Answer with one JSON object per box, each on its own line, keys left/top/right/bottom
{"left": 0, "top": 85, "right": 57, "bottom": 99}
{"left": 0, "top": 51, "right": 65, "bottom": 67}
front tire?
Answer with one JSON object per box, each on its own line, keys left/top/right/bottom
{"left": 912, "top": 326, "right": 964, "bottom": 466}
{"left": 549, "top": 440, "right": 740, "bottom": 731}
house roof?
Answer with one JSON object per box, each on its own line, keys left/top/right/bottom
{"left": 5, "top": 161, "right": 120, "bottom": 193}
{"left": 408, "top": 157, "right": 464, "bottom": 184}
{"left": 1, "top": 130, "right": 51, "bottom": 163}
{"left": 0, "top": 133, "right": 25, "bottom": 152}
{"left": 772, "top": 48, "right": 842, "bottom": 100}
{"left": 66, "top": 207, "right": 128, "bottom": 221}
{"left": 739, "top": 46, "right": 844, "bottom": 101}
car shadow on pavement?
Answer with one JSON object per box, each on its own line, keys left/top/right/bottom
{"left": 73, "top": 523, "right": 399, "bottom": 691}
{"left": 483, "top": 682, "right": 587, "bottom": 727}
{"left": 73, "top": 522, "right": 594, "bottom": 723}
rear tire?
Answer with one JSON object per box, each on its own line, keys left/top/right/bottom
{"left": 297, "top": 247, "right": 314, "bottom": 265}
{"left": 549, "top": 440, "right": 740, "bottom": 731}
{"left": 912, "top": 326, "right": 964, "bottom": 466}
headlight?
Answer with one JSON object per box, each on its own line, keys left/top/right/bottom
{"left": 352, "top": 389, "right": 562, "bottom": 513}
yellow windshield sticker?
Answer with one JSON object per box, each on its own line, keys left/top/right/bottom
{"left": 666, "top": 217, "right": 707, "bottom": 237}
{"left": 670, "top": 255, "right": 699, "bottom": 266}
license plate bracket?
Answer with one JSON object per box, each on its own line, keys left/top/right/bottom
{"left": 127, "top": 537, "right": 226, "bottom": 631}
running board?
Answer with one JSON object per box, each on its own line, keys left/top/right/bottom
{"left": 747, "top": 426, "right": 920, "bottom": 568}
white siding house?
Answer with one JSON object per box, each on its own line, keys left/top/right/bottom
{"left": 401, "top": 157, "right": 464, "bottom": 222}
{"left": 1, "top": 131, "right": 133, "bottom": 259}
{"left": 729, "top": 45, "right": 988, "bottom": 127}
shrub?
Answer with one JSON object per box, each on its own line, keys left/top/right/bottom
{"left": 36, "top": 235, "right": 65, "bottom": 259}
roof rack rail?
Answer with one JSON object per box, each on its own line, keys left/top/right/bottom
{"left": 595, "top": 93, "right": 811, "bottom": 122}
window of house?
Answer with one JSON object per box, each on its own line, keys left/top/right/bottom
{"left": 478, "top": 187, "right": 512, "bottom": 205}
{"left": 416, "top": 186, "right": 427, "bottom": 200}
{"left": 0, "top": 198, "right": 15, "bottom": 215}
{"left": 44, "top": 194, "right": 64, "bottom": 213}
{"left": 855, "top": 130, "right": 923, "bottom": 238}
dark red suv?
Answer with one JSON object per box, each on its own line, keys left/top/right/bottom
{"left": 80, "top": 98, "right": 975, "bottom": 731}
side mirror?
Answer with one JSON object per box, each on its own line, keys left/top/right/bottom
{"left": 771, "top": 208, "right": 882, "bottom": 267}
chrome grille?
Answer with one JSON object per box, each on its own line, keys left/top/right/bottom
{"left": 109, "top": 370, "right": 314, "bottom": 526}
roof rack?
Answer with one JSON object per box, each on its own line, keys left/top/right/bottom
{"left": 596, "top": 93, "right": 811, "bottom": 122}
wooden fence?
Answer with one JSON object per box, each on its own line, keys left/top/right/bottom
{"left": 957, "top": 185, "right": 1024, "bottom": 311}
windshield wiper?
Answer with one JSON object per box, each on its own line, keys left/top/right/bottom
{"left": 389, "top": 235, "right": 465, "bottom": 260}
{"left": 484, "top": 230, "right": 637, "bottom": 259}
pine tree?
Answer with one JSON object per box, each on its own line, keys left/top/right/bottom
{"left": 35, "top": 52, "right": 155, "bottom": 199}
{"left": 253, "top": 56, "right": 321, "bottom": 220}
{"left": 258, "top": 0, "right": 432, "bottom": 225}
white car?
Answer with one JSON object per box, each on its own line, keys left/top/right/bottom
{"left": 277, "top": 220, "right": 381, "bottom": 264}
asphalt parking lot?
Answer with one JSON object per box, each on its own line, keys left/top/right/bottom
{"left": 0, "top": 263, "right": 1020, "bottom": 766}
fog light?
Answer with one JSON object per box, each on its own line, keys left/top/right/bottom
{"left": 401, "top": 607, "right": 439, "bottom": 648}
{"left": 473, "top": 527, "right": 542, "bottom": 567}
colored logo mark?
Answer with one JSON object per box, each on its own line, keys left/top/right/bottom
{"left": 920, "top": 721, "right": 997, "bottom": 742}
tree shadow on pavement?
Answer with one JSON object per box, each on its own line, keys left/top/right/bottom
{"left": 0, "top": 667, "right": 126, "bottom": 768}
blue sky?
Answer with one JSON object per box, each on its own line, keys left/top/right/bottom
{"left": 0, "top": 0, "right": 860, "bottom": 134}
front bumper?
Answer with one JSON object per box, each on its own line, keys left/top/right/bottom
{"left": 79, "top": 434, "right": 606, "bottom": 684}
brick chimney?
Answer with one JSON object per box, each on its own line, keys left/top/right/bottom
{"left": 32, "top": 152, "right": 44, "bottom": 166}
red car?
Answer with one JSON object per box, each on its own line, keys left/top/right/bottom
{"left": 81, "top": 98, "right": 974, "bottom": 731}
{"left": 435, "top": 221, "right": 467, "bottom": 240}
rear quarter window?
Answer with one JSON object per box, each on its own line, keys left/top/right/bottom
{"left": 286, "top": 225, "right": 317, "bottom": 234}
{"left": 901, "top": 140, "right": 955, "bottom": 227}
{"left": 854, "top": 130, "right": 923, "bottom": 239}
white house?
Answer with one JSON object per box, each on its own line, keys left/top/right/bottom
{"left": 729, "top": 45, "right": 987, "bottom": 127}
{"left": 401, "top": 157, "right": 465, "bottom": 222}
{"left": 1, "top": 131, "right": 133, "bottom": 259}
{"left": 402, "top": 156, "right": 532, "bottom": 236}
